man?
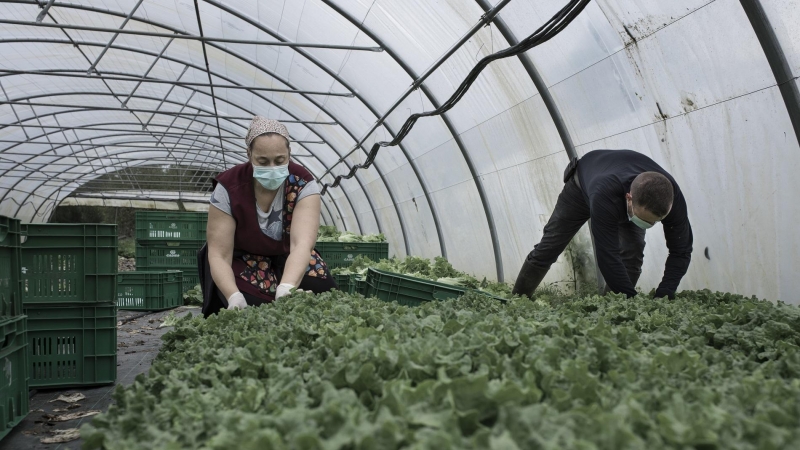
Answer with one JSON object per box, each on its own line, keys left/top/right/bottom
{"left": 513, "top": 149, "right": 693, "bottom": 299}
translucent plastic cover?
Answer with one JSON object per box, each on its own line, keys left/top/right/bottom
{"left": 1, "top": 0, "right": 798, "bottom": 301}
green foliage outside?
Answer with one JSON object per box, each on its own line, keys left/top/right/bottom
{"left": 118, "top": 237, "right": 136, "bottom": 259}
{"left": 51, "top": 205, "right": 137, "bottom": 237}
{"left": 82, "top": 289, "right": 800, "bottom": 449}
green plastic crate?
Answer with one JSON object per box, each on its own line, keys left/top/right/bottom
{"left": 117, "top": 271, "right": 183, "bottom": 311}
{"left": 0, "top": 315, "right": 29, "bottom": 441}
{"left": 181, "top": 273, "right": 199, "bottom": 295}
{"left": 333, "top": 273, "right": 357, "bottom": 294}
{"left": 315, "top": 242, "right": 389, "bottom": 270}
{"left": 162, "top": 269, "right": 199, "bottom": 294}
{"left": 363, "top": 268, "right": 505, "bottom": 307}
{"left": 20, "top": 224, "right": 117, "bottom": 305}
{"left": 25, "top": 303, "right": 116, "bottom": 388}
{"left": 136, "top": 211, "right": 207, "bottom": 241}
{"left": 0, "top": 215, "right": 23, "bottom": 323}
{"left": 135, "top": 240, "right": 203, "bottom": 269}
{"left": 355, "top": 276, "right": 368, "bottom": 296}
{"left": 333, "top": 273, "right": 367, "bottom": 296}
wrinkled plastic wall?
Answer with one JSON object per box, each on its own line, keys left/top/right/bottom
{"left": 1, "top": 0, "right": 798, "bottom": 303}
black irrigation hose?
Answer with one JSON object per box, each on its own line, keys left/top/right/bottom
{"left": 320, "top": 0, "right": 591, "bottom": 195}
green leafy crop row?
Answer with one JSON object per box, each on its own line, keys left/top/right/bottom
{"left": 83, "top": 290, "right": 800, "bottom": 449}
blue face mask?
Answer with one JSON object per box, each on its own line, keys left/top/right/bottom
{"left": 253, "top": 163, "right": 289, "bottom": 190}
{"left": 627, "top": 199, "right": 654, "bottom": 230}
{"left": 629, "top": 214, "right": 654, "bottom": 230}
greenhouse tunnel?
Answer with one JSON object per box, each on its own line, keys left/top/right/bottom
{"left": 1, "top": 0, "right": 799, "bottom": 304}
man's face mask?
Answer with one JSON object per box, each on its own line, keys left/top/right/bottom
{"left": 627, "top": 197, "right": 655, "bottom": 230}
{"left": 253, "top": 163, "right": 289, "bottom": 190}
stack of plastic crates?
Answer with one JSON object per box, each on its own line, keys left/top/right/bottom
{"left": 20, "top": 224, "right": 117, "bottom": 389}
{"left": 0, "top": 215, "right": 29, "bottom": 440}
{"left": 135, "top": 211, "right": 206, "bottom": 293}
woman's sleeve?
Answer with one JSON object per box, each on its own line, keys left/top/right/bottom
{"left": 296, "top": 180, "right": 321, "bottom": 203}
{"left": 209, "top": 183, "right": 232, "bottom": 215}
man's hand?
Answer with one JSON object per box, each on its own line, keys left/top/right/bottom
{"left": 653, "top": 287, "right": 675, "bottom": 300}
{"left": 227, "top": 292, "right": 248, "bottom": 310}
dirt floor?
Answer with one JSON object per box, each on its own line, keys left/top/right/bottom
{"left": 2, "top": 306, "right": 199, "bottom": 450}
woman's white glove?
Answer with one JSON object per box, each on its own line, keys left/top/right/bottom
{"left": 275, "top": 283, "right": 304, "bottom": 300}
{"left": 226, "top": 292, "right": 248, "bottom": 310}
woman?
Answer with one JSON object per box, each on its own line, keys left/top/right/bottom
{"left": 204, "top": 117, "right": 337, "bottom": 312}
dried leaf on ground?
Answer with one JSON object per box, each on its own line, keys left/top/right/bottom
{"left": 40, "top": 428, "right": 80, "bottom": 443}
{"left": 44, "top": 410, "right": 100, "bottom": 422}
{"left": 49, "top": 393, "right": 85, "bottom": 403}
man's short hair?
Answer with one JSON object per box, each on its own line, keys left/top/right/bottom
{"left": 631, "top": 172, "right": 674, "bottom": 217}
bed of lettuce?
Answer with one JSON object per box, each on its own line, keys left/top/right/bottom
{"left": 82, "top": 287, "right": 800, "bottom": 449}
{"left": 317, "top": 226, "right": 386, "bottom": 243}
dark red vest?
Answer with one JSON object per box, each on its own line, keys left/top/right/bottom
{"left": 214, "top": 161, "right": 314, "bottom": 297}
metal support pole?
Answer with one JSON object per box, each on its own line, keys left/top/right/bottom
{"left": 740, "top": 0, "right": 800, "bottom": 149}
{"left": 0, "top": 70, "right": 354, "bottom": 97}
{"left": 140, "top": 65, "right": 189, "bottom": 129}
{"left": 35, "top": 0, "right": 56, "bottom": 23}
{"left": 0, "top": 101, "right": 339, "bottom": 123}
{"left": 474, "top": 0, "right": 598, "bottom": 290}
{"left": 192, "top": 0, "right": 227, "bottom": 168}
{"left": 121, "top": 37, "right": 176, "bottom": 106}
{"left": 0, "top": 124, "right": 318, "bottom": 144}
{"left": 0, "top": 80, "right": 29, "bottom": 140}
{"left": 321, "top": 0, "right": 512, "bottom": 177}
{"left": 0, "top": 19, "right": 384, "bottom": 51}
{"left": 86, "top": 0, "right": 145, "bottom": 75}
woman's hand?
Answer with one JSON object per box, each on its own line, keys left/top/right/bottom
{"left": 275, "top": 283, "right": 293, "bottom": 300}
{"left": 275, "top": 283, "right": 298, "bottom": 300}
{"left": 227, "top": 292, "right": 248, "bottom": 310}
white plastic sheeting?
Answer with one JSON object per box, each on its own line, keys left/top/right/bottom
{"left": 0, "top": 0, "right": 798, "bottom": 302}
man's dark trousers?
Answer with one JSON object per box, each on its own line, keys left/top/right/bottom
{"left": 526, "top": 173, "right": 646, "bottom": 289}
